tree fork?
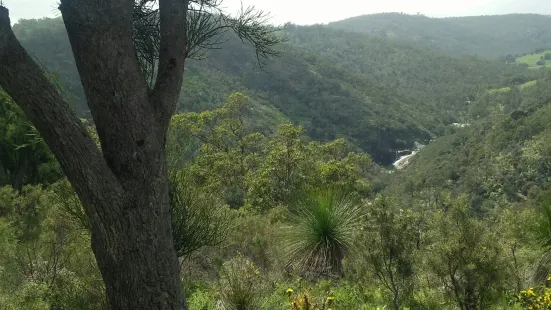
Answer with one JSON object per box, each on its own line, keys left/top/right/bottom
{"left": 0, "top": 1, "right": 187, "bottom": 308}
{"left": 0, "top": 0, "right": 279, "bottom": 307}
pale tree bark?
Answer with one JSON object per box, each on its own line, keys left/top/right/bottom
{"left": 0, "top": 0, "right": 189, "bottom": 308}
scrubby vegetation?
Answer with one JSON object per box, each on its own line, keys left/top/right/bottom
{"left": 5, "top": 9, "right": 551, "bottom": 310}
{"left": 4, "top": 84, "right": 551, "bottom": 308}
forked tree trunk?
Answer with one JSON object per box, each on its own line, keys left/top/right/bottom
{"left": 91, "top": 152, "right": 184, "bottom": 309}
{"left": 0, "top": 0, "right": 189, "bottom": 308}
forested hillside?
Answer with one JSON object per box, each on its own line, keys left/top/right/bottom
{"left": 12, "top": 16, "right": 540, "bottom": 164}
{"left": 328, "top": 13, "right": 551, "bottom": 58}
{"left": 5, "top": 8, "right": 551, "bottom": 309}
{"left": 388, "top": 74, "right": 551, "bottom": 208}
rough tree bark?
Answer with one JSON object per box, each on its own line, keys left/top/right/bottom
{"left": 0, "top": 0, "right": 188, "bottom": 308}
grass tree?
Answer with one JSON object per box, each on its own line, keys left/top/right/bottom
{"left": 285, "top": 188, "right": 365, "bottom": 277}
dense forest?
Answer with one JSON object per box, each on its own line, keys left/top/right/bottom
{"left": 11, "top": 17, "right": 543, "bottom": 164}
{"left": 328, "top": 13, "right": 551, "bottom": 59}
{"left": 4, "top": 6, "right": 551, "bottom": 310}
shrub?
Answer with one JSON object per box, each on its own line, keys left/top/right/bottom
{"left": 218, "top": 253, "right": 266, "bottom": 310}
{"left": 169, "top": 170, "right": 231, "bottom": 258}
{"left": 426, "top": 196, "right": 511, "bottom": 309}
{"left": 187, "top": 287, "right": 216, "bottom": 310}
{"left": 515, "top": 280, "right": 551, "bottom": 309}
{"left": 364, "top": 196, "right": 418, "bottom": 309}
{"left": 285, "top": 188, "right": 365, "bottom": 277}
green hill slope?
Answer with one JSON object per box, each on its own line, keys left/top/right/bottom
{"left": 284, "top": 24, "right": 540, "bottom": 124}
{"left": 513, "top": 49, "right": 551, "bottom": 68}
{"left": 387, "top": 75, "right": 551, "bottom": 212}
{"left": 328, "top": 13, "right": 551, "bottom": 59}
{"left": 11, "top": 17, "right": 538, "bottom": 165}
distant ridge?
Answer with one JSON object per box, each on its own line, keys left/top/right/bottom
{"left": 327, "top": 13, "right": 551, "bottom": 58}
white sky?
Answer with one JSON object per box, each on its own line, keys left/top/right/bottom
{"left": 3, "top": 0, "right": 551, "bottom": 25}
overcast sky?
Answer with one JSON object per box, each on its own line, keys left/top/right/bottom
{"left": 3, "top": 0, "right": 551, "bottom": 25}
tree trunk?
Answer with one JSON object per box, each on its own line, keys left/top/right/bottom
{"left": 0, "top": 150, "right": 8, "bottom": 186}
{"left": 91, "top": 151, "right": 185, "bottom": 309}
{"left": 392, "top": 292, "right": 399, "bottom": 310}
{"left": 12, "top": 151, "right": 29, "bottom": 191}
{"left": 0, "top": 0, "right": 189, "bottom": 307}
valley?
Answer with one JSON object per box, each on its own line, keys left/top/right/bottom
{"left": 3, "top": 7, "right": 551, "bottom": 309}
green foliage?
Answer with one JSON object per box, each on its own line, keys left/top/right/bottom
{"left": 245, "top": 123, "right": 309, "bottom": 210}
{"left": 515, "top": 283, "right": 551, "bottom": 309}
{"left": 246, "top": 124, "right": 372, "bottom": 211}
{"left": 0, "top": 90, "right": 62, "bottom": 189}
{"left": 218, "top": 253, "right": 266, "bottom": 310}
{"left": 363, "top": 196, "right": 418, "bottom": 309}
{"left": 530, "top": 194, "right": 551, "bottom": 284}
{"left": 6, "top": 12, "right": 551, "bottom": 310}
{"left": 169, "top": 170, "right": 231, "bottom": 258}
{"left": 426, "top": 195, "right": 511, "bottom": 309}
{"left": 388, "top": 76, "right": 551, "bottom": 212}
{"left": 328, "top": 13, "right": 551, "bottom": 59}
{"left": 0, "top": 184, "right": 107, "bottom": 309}
{"left": 169, "top": 93, "right": 372, "bottom": 211}
{"left": 285, "top": 189, "right": 364, "bottom": 277}
{"left": 14, "top": 15, "right": 542, "bottom": 165}
{"left": 187, "top": 287, "right": 217, "bottom": 310}
{"left": 170, "top": 92, "right": 266, "bottom": 208}
{"left": 537, "top": 196, "right": 551, "bottom": 249}
{"left": 50, "top": 179, "right": 91, "bottom": 232}
{"left": 516, "top": 50, "right": 551, "bottom": 68}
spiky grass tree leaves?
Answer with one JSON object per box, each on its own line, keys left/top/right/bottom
{"left": 285, "top": 188, "right": 365, "bottom": 278}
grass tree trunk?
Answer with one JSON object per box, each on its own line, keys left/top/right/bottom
{"left": 0, "top": 0, "right": 189, "bottom": 308}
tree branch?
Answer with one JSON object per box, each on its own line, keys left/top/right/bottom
{"left": 150, "top": 0, "right": 189, "bottom": 129}
{"left": 135, "top": 0, "right": 283, "bottom": 123}
{"left": 0, "top": 6, "right": 125, "bottom": 225}
{"left": 59, "top": 0, "right": 162, "bottom": 180}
